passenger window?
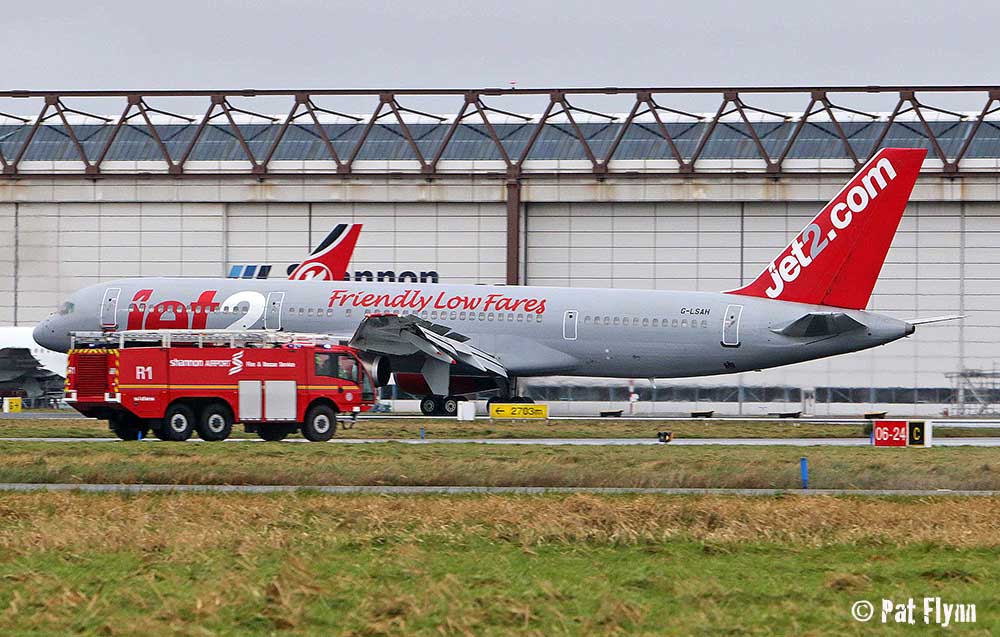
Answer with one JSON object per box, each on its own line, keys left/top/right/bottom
{"left": 488, "top": 313, "right": 494, "bottom": 321}
{"left": 652, "top": 319, "right": 658, "bottom": 327}
{"left": 603, "top": 316, "right": 610, "bottom": 325}
{"left": 584, "top": 316, "right": 591, "bottom": 324}
{"left": 701, "top": 320, "right": 708, "bottom": 328}
{"left": 431, "top": 311, "right": 438, "bottom": 319}
{"left": 478, "top": 312, "right": 486, "bottom": 321}
{"left": 451, "top": 311, "right": 458, "bottom": 320}
{"left": 642, "top": 318, "right": 649, "bottom": 327}
{"left": 681, "top": 319, "right": 688, "bottom": 327}
{"left": 460, "top": 311, "right": 467, "bottom": 320}
{"left": 345, "top": 309, "right": 352, "bottom": 317}
{"left": 516, "top": 314, "right": 523, "bottom": 322}
{"left": 307, "top": 308, "right": 314, "bottom": 316}
{"left": 327, "top": 308, "right": 334, "bottom": 316}
{"left": 613, "top": 317, "right": 620, "bottom": 326}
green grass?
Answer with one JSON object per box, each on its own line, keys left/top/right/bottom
{"left": 0, "top": 492, "right": 996, "bottom": 635}
{"left": 4, "top": 415, "right": 998, "bottom": 441}
{"left": 0, "top": 441, "right": 997, "bottom": 490}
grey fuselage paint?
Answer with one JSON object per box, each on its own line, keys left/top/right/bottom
{"left": 34, "top": 278, "right": 912, "bottom": 379}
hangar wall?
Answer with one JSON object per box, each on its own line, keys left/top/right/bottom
{"left": 523, "top": 201, "right": 998, "bottom": 395}
{"left": 2, "top": 174, "right": 998, "bottom": 411}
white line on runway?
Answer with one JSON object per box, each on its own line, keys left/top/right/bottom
{"left": 0, "top": 483, "right": 995, "bottom": 496}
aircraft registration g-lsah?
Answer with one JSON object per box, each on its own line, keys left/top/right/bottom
{"left": 34, "top": 148, "right": 959, "bottom": 415}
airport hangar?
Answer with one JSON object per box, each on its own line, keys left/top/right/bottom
{"left": 1, "top": 86, "right": 998, "bottom": 416}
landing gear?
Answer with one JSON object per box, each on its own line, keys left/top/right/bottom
{"left": 420, "top": 395, "right": 462, "bottom": 416}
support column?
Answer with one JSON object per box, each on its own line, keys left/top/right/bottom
{"left": 505, "top": 179, "right": 521, "bottom": 285}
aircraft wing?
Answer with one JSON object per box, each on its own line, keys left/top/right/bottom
{"left": 0, "top": 347, "right": 60, "bottom": 382}
{"left": 349, "top": 314, "right": 507, "bottom": 396}
{"left": 770, "top": 312, "right": 867, "bottom": 338}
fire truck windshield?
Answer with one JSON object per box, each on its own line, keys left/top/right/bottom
{"left": 314, "top": 352, "right": 359, "bottom": 383}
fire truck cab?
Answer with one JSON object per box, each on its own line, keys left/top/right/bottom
{"left": 65, "top": 330, "right": 379, "bottom": 442}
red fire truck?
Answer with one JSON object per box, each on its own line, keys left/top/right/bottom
{"left": 65, "top": 330, "right": 381, "bottom": 442}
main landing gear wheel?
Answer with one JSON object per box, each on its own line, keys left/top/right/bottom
{"left": 420, "top": 396, "right": 440, "bottom": 416}
{"left": 441, "top": 396, "right": 459, "bottom": 416}
{"left": 420, "top": 395, "right": 461, "bottom": 416}
{"left": 302, "top": 404, "right": 337, "bottom": 442}
{"left": 196, "top": 403, "right": 233, "bottom": 442}
{"left": 162, "top": 403, "right": 195, "bottom": 442}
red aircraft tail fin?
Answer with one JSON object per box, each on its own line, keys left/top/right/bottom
{"left": 728, "top": 147, "right": 925, "bottom": 310}
{"left": 287, "top": 223, "right": 362, "bottom": 281}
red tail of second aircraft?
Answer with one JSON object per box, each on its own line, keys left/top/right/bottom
{"left": 287, "top": 223, "right": 362, "bottom": 281}
{"left": 729, "top": 147, "right": 926, "bottom": 310}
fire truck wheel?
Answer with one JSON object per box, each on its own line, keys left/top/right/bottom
{"left": 197, "top": 403, "right": 233, "bottom": 442}
{"left": 419, "top": 396, "right": 441, "bottom": 416}
{"left": 162, "top": 403, "right": 196, "bottom": 442}
{"left": 441, "top": 396, "right": 459, "bottom": 416}
{"left": 302, "top": 404, "right": 337, "bottom": 442}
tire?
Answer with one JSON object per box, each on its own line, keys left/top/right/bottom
{"left": 441, "top": 396, "right": 459, "bottom": 417}
{"left": 162, "top": 403, "right": 196, "bottom": 442}
{"left": 257, "top": 426, "right": 289, "bottom": 442}
{"left": 196, "top": 403, "right": 233, "bottom": 442}
{"left": 420, "top": 396, "right": 441, "bottom": 416}
{"left": 302, "top": 404, "right": 337, "bottom": 442}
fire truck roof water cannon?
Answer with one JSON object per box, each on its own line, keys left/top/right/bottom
{"left": 64, "top": 330, "right": 387, "bottom": 442}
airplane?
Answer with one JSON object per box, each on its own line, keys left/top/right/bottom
{"left": 229, "top": 223, "right": 363, "bottom": 281}
{"left": 0, "top": 326, "right": 68, "bottom": 406}
{"left": 34, "top": 148, "right": 954, "bottom": 416}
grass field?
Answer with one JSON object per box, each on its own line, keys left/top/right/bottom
{"left": 1, "top": 441, "right": 998, "bottom": 490}
{"left": 0, "top": 492, "right": 996, "bottom": 636}
{"left": 4, "top": 415, "right": 999, "bottom": 441}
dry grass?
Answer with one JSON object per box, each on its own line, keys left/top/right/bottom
{"left": 1, "top": 492, "right": 999, "bottom": 552}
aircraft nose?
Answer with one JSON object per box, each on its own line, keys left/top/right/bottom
{"left": 33, "top": 318, "right": 60, "bottom": 351}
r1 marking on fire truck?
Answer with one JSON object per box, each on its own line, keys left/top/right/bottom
{"left": 136, "top": 366, "right": 153, "bottom": 380}
{"left": 764, "top": 157, "right": 897, "bottom": 299}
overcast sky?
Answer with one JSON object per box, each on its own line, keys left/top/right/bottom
{"left": 2, "top": 1, "right": 997, "bottom": 112}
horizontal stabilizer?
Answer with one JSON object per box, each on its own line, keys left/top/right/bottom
{"left": 906, "top": 314, "right": 965, "bottom": 326}
{"left": 770, "top": 312, "right": 866, "bottom": 337}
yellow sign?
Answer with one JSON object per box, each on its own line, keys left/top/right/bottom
{"left": 489, "top": 403, "right": 548, "bottom": 419}
{"left": 3, "top": 397, "right": 22, "bottom": 413}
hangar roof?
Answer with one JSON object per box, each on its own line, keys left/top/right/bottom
{"left": 2, "top": 86, "right": 998, "bottom": 176}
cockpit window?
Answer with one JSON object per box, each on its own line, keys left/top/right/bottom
{"left": 58, "top": 301, "right": 75, "bottom": 315}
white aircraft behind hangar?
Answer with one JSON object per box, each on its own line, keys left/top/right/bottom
{"left": 35, "top": 148, "right": 959, "bottom": 415}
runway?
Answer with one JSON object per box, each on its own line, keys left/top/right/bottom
{"left": 0, "top": 483, "right": 995, "bottom": 496}
{"left": 2, "top": 437, "right": 1000, "bottom": 446}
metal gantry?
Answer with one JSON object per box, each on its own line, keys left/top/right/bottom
{"left": 2, "top": 85, "right": 1000, "bottom": 178}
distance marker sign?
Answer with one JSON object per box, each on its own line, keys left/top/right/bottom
{"left": 489, "top": 403, "right": 549, "bottom": 419}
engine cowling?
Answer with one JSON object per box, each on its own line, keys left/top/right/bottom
{"left": 358, "top": 353, "right": 392, "bottom": 387}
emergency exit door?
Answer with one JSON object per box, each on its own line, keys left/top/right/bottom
{"left": 722, "top": 304, "right": 743, "bottom": 347}
{"left": 563, "top": 310, "right": 578, "bottom": 340}
{"left": 265, "top": 292, "right": 284, "bottom": 330}
{"left": 101, "top": 288, "right": 121, "bottom": 329}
